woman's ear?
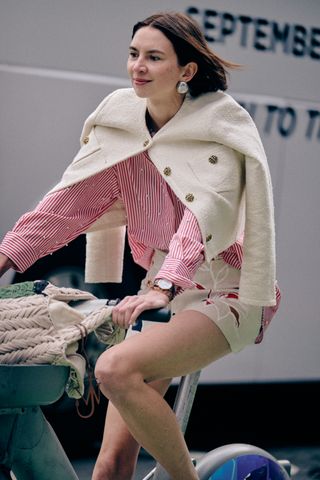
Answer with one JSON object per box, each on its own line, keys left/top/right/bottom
{"left": 181, "top": 62, "right": 198, "bottom": 82}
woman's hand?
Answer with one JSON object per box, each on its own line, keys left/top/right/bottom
{"left": 111, "top": 289, "right": 170, "bottom": 329}
{"left": 0, "top": 253, "right": 16, "bottom": 278}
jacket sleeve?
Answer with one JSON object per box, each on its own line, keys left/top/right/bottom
{"left": 239, "top": 154, "right": 276, "bottom": 306}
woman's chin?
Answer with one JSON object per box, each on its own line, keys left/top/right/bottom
{"left": 132, "top": 87, "right": 150, "bottom": 98}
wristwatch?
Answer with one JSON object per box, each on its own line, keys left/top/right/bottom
{"left": 151, "top": 278, "right": 176, "bottom": 301}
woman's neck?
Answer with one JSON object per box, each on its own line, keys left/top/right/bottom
{"left": 146, "top": 95, "right": 185, "bottom": 132}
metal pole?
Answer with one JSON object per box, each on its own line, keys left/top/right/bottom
{"left": 152, "top": 371, "right": 201, "bottom": 480}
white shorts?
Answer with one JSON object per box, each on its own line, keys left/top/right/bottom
{"left": 128, "top": 250, "right": 276, "bottom": 353}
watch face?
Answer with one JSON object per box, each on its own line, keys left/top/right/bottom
{"left": 157, "top": 279, "right": 173, "bottom": 290}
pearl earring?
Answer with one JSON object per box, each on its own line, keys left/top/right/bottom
{"left": 177, "top": 81, "right": 189, "bottom": 94}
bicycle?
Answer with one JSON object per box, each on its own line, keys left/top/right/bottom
{"left": 0, "top": 298, "right": 291, "bottom": 479}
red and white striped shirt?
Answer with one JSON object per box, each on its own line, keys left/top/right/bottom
{"left": 1, "top": 151, "right": 244, "bottom": 290}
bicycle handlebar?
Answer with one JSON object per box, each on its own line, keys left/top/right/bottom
{"left": 136, "top": 306, "right": 171, "bottom": 323}
{"left": 105, "top": 298, "right": 171, "bottom": 323}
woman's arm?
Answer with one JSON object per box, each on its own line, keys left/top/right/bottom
{"left": 0, "top": 167, "right": 119, "bottom": 273}
{"left": 111, "top": 208, "right": 205, "bottom": 328}
{"left": 154, "top": 207, "right": 205, "bottom": 292}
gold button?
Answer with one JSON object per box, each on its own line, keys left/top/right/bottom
{"left": 143, "top": 139, "right": 150, "bottom": 147}
{"left": 185, "top": 193, "right": 194, "bottom": 202}
{"left": 163, "top": 167, "right": 172, "bottom": 176}
{"left": 206, "top": 234, "right": 213, "bottom": 242}
{"left": 83, "top": 136, "right": 89, "bottom": 144}
{"left": 208, "top": 155, "right": 218, "bottom": 164}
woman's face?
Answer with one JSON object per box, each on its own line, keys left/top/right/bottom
{"left": 127, "top": 26, "right": 186, "bottom": 103}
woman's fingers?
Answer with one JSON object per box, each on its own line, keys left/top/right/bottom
{"left": 112, "top": 291, "right": 169, "bottom": 328}
{"left": 112, "top": 295, "right": 142, "bottom": 328}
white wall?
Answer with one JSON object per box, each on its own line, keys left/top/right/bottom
{"left": 1, "top": 0, "right": 319, "bottom": 382}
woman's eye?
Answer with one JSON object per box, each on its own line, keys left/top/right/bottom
{"left": 129, "top": 51, "right": 138, "bottom": 58}
{"left": 150, "top": 55, "right": 161, "bottom": 61}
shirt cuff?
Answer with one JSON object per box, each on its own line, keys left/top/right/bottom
{"left": 0, "top": 231, "right": 39, "bottom": 272}
{"left": 155, "top": 257, "right": 201, "bottom": 291}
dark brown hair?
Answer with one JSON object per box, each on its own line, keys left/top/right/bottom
{"left": 132, "top": 11, "right": 239, "bottom": 97}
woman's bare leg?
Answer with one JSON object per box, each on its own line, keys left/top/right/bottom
{"left": 95, "top": 310, "right": 231, "bottom": 480}
{"left": 92, "top": 378, "right": 171, "bottom": 480}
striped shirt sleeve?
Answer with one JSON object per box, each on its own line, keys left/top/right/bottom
{"left": 155, "top": 207, "right": 205, "bottom": 290}
{"left": 0, "top": 167, "right": 119, "bottom": 272}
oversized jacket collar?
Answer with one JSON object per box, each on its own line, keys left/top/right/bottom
{"left": 54, "top": 88, "right": 268, "bottom": 186}
{"left": 52, "top": 88, "right": 277, "bottom": 306}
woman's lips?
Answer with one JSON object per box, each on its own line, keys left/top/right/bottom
{"left": 133, "top": 78, "right": 151, "bottom": 86}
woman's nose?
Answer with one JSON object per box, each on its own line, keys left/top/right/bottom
{"left": 133, "top": 58, "right": 147, "bottom": 73}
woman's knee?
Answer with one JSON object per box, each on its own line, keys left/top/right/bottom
{"left": 94, "top": 346, "right": 140, "bottom": 398}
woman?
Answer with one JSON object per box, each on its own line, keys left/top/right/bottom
{"left": 0, "top": 11, "right": 280, "bottom": 480}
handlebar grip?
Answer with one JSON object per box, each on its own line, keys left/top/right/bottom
{"left": 136, "top": 307, "right": 171, "bottom": 323}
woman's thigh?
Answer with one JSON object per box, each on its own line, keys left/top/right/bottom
{"left": 100, "top": 310, "right": 231, "bottom": 384}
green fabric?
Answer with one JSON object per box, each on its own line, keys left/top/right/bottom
{"left": 0, "top": 281, "right": 36, "bottom": 299}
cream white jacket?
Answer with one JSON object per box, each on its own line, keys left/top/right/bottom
{"left": 51, "top": 88, "right": 277, "bottom": 306}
